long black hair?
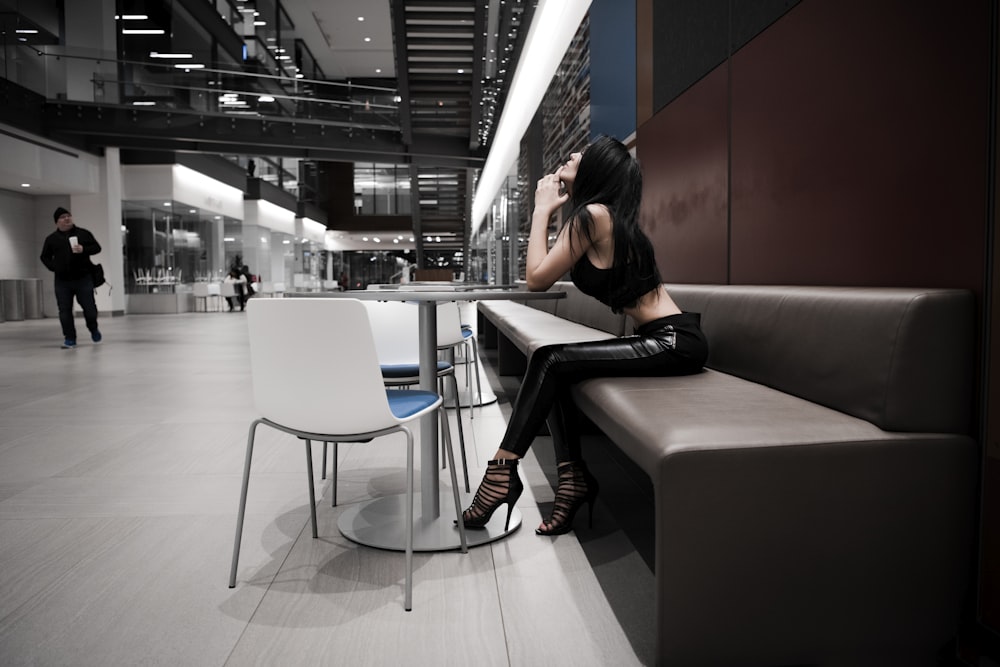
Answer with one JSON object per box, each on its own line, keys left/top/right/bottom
{"left": 562, "top": 135, "right": 661, "bottom": 312}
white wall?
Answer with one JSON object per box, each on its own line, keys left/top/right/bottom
{"left": 0, "top": 189, "right": 42, "bottom": 279}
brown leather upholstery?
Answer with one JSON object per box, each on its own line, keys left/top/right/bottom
{"left": 572, "top": 285, "right": 978, "bottom": 665}
{"left": 481, "top": 282, "right": 978, "bottom": 665}
{"left": 669, "top": 285, "right": 975, "bottom": 434}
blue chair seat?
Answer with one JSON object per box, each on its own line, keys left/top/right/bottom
{"left": 386, "top": 389, "right": 441, "bottom": 419}
{"left": 381, "top": 360, "right": 451, "bottom": 380}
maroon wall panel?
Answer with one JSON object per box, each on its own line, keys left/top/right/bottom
{"left": 729, "top": 0, "right": 989, "bottom": 291}
{"left": 637, "top": 65, "right": 729, "bottom": 284}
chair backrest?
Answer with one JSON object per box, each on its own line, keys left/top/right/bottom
{"left": 436, "top": 301, "right": 466, "bottom": 347}
{"left": 247, "top": 298, "right": 400, "bottom": 434}
{"left": 363, "top": 300, "right": 421, "bottom": 365}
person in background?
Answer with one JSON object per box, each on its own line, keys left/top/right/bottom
{"left": 460, "top": 136, "right": 709, "bottom": 535}
{"left": 39, "top": 207, "right": 102, "bottom": 349}
{"left": 223, "top": 268, "right": 247, "bottom": 311}
{"left": 239, "top": 264, "right": 255, "bottom": 300}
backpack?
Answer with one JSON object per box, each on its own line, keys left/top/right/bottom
{"left": 91, "top": 262, "right": 106, "bottom": 288}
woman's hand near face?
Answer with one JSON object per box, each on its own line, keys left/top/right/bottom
{"left": 534, "top": 169, "right": 569, "bottom": 218}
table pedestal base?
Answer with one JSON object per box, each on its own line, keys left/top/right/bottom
{"left": 338, "top": 492, "right": 521, "bottom": 551}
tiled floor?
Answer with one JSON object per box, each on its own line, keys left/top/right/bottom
{"left": 0, "top": 310, "right": 654, "bottom": 666}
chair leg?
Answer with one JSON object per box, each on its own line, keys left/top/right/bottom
{"left": 330, "top": 442, "right": 338, "bottom": 507}
{"left": 440, "top": 407, "right": 468, "bottom": 553}
{"left": 465, "top": 344, "right": 474, "bottom": 419}
{"left": 438, "top": 377, "right": 447, "bottom": 470}
{"left": 471, "top": 337, "right": 483, "bottom": 406}
{"left": 448, "top": 373, "right": 470, "bottom": 493}
{"left": 230, "top": 419, "right": 261, "bottom": 588}
{"left": 304, "top": 439, "right": 318, "bottom": 539}
{"left": 321, "top": 441, "right": 327, "bottom": 480}
{"left": 404, "top": 426, "right": 414, "bottom": 611}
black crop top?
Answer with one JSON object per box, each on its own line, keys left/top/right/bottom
{"left": 570, "top": 253, "right": 660, "bottom": 312}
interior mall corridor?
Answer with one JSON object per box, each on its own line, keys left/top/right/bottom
{"left": 0, "top": 311, "right": 655, "bottom": 666}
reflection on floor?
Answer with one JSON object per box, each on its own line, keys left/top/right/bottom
{"left": 0, "top": 311, "right": 654, "bottom": 666}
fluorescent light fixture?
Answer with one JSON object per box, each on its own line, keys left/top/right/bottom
{"left": 224, "top": 237, "right": 236, "bottom": 242}
{"left": 175, "top": 63, "right": 205, "bottom": 69}
{"left": 163, "top": 202, "right": 172, "bottom": 206}
{"left": 254, "top": 21, "right": 266, "bottom": 26}
{"left": 15, "top": 29, "right": 38, "bottom": 34}
{"left": 470, "top": 0, "right": 591, "bottom": 236}
{"left": 132, "top": 101, "right": 156, "bottom": 106}
{"left": 258, "top": 95, "right": 275, "bottom": 102}
{"left": 150, "top": 52, "right": 192, "bottom": 58}
{"left": 119, "top": 14, "right": 148, "bottom": 20}
{"left": 123, "top": 29, "right": 165, "bottom": 35}
{"left": 20, "top": 183, "right": 30, "bottom": 187}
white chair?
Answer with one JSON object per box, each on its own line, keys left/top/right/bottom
{"left": 438, "top": 301, "right": 482, "bottom": 418}
{"left": 219, "top": 281, "right": 240, "bottom": 311}
{"left": 330, "top": 300, "right": 470, "bottom": 492}
{"left": 192, "top": 282, "right": 210, "bottom": 311}
{"left": 229, "top": 298, "right": 468, "bottom": 611}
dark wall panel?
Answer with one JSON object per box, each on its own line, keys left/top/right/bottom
{"left": 652, "top": 0, "right": 800, "bottom": 112}
{"left": 638, "top": 66, "right": 729, "bottom": 284}
{"left": 729, "top": 0, "right": 988, "bottom": 290}
{"left": 652, "top": 0, "right": 729, "bottom": 111}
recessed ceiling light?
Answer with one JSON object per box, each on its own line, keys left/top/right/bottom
{"left": 375, "top": 68, "right": 382, "bottom": 74}
{"left": 20, "top": 183, "right": 30, "bottom": 188}
{"left": 164, "top": 202, "right": 172, "bottom": 206}
{"left": 357, "top": 16, "right": 365, "bottom": 21}
{"left": 364, "top": 37, "right": 371, "bottom": 42}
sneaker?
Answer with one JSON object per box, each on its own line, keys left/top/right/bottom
{"left": 91, "top": 331, "right": 102, "bottom": 343}
{"left": 61, "top": 339, "right": 77, "bottom": 349}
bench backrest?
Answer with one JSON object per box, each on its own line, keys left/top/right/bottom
{"left": 523, "top": 281, "right": 626, "bottom": 335}
{"left": 668, "top": 284, "right": 975, "bottom": 435}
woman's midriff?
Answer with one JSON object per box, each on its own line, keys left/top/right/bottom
{"left": 624, "top": 285, "right": 682, "bottom": 327}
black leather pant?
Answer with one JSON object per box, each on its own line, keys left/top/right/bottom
{"left": 499, "top": 312, "right": 709, "bottom": 462}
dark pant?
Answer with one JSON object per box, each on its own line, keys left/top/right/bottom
{"left": 54, "top": 275, "right": 99, "bottom": 340}
{"left": 499, "top": 312, "right": 709, "bottom": 462}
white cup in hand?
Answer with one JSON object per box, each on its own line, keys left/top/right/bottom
{"left": 69, "top": 236, "right": 78, "bottom": 247}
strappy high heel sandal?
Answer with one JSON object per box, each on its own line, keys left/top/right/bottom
{"left": 536, "top": 461, "right": 599, "bottom": 536}
{"left": 461, "top": 458, "right": 523, "bottom": 530}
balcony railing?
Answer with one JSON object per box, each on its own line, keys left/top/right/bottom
{"left": 1, "top": 45, "right": 400, "bottom": 131}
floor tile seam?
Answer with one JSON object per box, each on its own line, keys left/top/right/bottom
{"left": 222, "top": 508, "right": 316, "bottom": 667}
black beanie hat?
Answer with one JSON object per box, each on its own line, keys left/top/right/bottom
{"left": 53, "top": 207, "right": 70, "bottom": 222}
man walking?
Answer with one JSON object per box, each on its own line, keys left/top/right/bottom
{"left": 39, "top": 207, "right": 102, "bottom": 349}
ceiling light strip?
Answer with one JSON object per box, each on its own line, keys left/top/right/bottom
{"left": 470, "top": 0, "right": 591, "bottom": 237}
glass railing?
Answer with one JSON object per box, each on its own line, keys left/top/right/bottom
{"left": 0, "top": 44, "right": 400, "bottom": 130}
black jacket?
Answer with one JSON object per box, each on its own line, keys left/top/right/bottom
{"left": 40, "top": 226, "right": 102, "bottom": 280}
